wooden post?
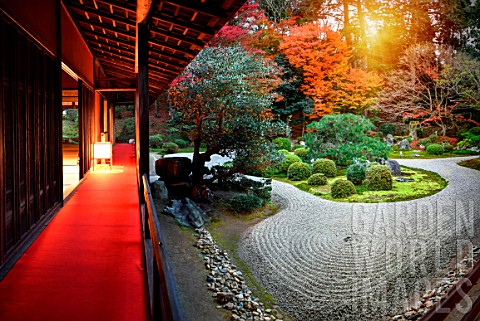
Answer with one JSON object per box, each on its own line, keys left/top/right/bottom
{"left": 55, "top": 0, "right": 63, "bottom": 203}
{"left": 135, "top": 21, "right": 150, "bottom": 193}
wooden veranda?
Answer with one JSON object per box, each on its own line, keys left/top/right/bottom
{"left": 0, "top": 0, "right": 246, "bottom": 320}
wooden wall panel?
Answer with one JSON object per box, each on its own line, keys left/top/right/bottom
{"left": 0, "top": 14, "right": 61, "bottom": 266}
{"left": 0, "top": 0, "right": 57, "bottom": 54}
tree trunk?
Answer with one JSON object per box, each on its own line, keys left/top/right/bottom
{"left": 343, "top": 0, "right": 351, "bottom": 46}
{"left": 191, "top": 138, "right": 206, "bottom": 186}
{"left": 154, "top": 99, "right": 160, "bottom": 118}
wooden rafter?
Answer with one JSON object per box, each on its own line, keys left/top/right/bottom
{"left": 68, "top": 2, "right": 206, "bottom": 48}
{"left": 98, "top": 57, "right": 172, "bottom": 84}
{"left": 161, "top": 0, "right": 230, "bottom": 19}
{"left": 92, "top": 48, "right": 180, "bottom": 76}
{"left": 63, "top": 0, "right": 247, "bottom": 97}
{"left": 85, "top": 30, "right": 191, "bottom": 65}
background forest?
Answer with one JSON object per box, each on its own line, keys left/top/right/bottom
{"left": 142, "top": 0, "right": 480, "bottom": 174}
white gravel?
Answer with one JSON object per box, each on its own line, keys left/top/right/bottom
{"left": 238, "top": 157, "right": 480, "bottom": 321}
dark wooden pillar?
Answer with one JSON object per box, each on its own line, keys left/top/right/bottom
{"left": 55, "top": 0, "right": 63, "bottom": 202}
{"left": 135, "top": 21, "right": 150, "bottom": 192}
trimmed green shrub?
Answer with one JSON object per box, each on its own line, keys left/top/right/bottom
{"left": 173, "top": 138, "right": 188, "bottom": 148}
{"left": 308, "top": 173, "right": 327, "bottom": 186}
{"left": 469, "top": 127, "right": 480, "bottom": 135}
{"left": 443, "top": 143, "right": 454, "bottom": 153}
{"left": 149, "top": 134, "right": 163, "bottom": 148}
{"left": 419, "top": 138, "right": 431, "bottom": 147}
{"left": 365, "top": 165, "right": 393, "bottom": 191}
{"left": 331, "top": 179, "right": 356, "bottom": 198}
{"left": 426, "top": 143, "right": 444, "bottom": 155}
{"left": 294, "top": 144, "right": 303, "bottom": 150}
{"left": 162, "top": 142, "right": 179, "bottom": 154}
{"left": 379, "top": 123, "right": 396, "bottom": 136}
{"left": 346, "top": 164, "right": 366, "bottom": 185}
{"left": 305, "top": 114, "right": 391, "bottom": 166}
{"left": 428, "top": 134, "right": 439, "bottom": 142}
{"left": 312, "top": 158, "right": 336, "bottom": 177}
{"left": 273, "top": 137, "right": 291, "bottom": 151}
{"left": 287, "top": 162, "right": 311, "bottom": 181}
{"left": 230, "top": 194, "right": 263, "bottom": 212}
{"left": 279, "top": 154, "right": 302, "bottom": 173}
{"left": 294, "top": 148, "right": 308, "bottom": 159}
{"left": 369, "top": 162, "right": 382, "bottom": 167}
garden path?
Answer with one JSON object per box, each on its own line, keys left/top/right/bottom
{"left": 238, "top": 156, "right": 480, "bottom": 321}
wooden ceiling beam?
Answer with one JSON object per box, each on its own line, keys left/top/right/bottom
{"left": 92, "top": 0, "right": 217, "bottom": 35}
{"left": 92, "top": 48, "right": 181, "bottom": 76}
{"left": 76, "top": 16, "right": 136, "bottom": 39}
{"left": 66, "top": 1, "right": 136, "bottom": 27}
{"left": 85, "top": 31, "right": 191, "bottom": 67}
{"left": 161, "top": 0, "right": 229, "bottom": 19}
{"left": 96, "top": 88, "right": 136, "bottom": 92}
{"left": 68, "top": 2, "right": 205, "bottom": 48}
{"left": 97, "top": 56, "right": 174, "bottom": 82}
{"left": 152, "top": 14, "right": 215, "bottom": 36}
{"left": 106, "top": 69, "right": 169, "bottom": 89}
{"left": 94, "top": 0, "right": 137, "bottom": 13}
{"left": 81, "top": 19, "right": 198, "bottom": 56}
{"left": 100, "top": 64, "right": 170, "bottom": 91}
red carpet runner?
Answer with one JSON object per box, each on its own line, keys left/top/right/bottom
{"left": 0, "top": 144, "right": 147, "bottom": 321}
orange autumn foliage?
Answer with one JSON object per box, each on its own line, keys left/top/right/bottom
{"left": 335, "top": 69, "right": 383, "bottom": 114}
{"left": 280, "top": 23, "right": 350, "bottom": 119}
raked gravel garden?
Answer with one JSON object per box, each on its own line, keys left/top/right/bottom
{"left": 237, "top": 156, "right": 480, "bottom": 320}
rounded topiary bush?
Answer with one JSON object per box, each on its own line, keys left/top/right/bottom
{"left": 278, "top": 149, "right": 290, "bottom": 155}
{"left": 346, "top": 164, "right": 366, "bottom": 185}
{"left": 308, "top": 173, "right": 328, "bottom": 186}
{"left": 312, "top": 158, "right": 336, "bottom": 177}
{"left": 149, "top": 134, "right": 163, "bottom": 148}
{"left": 287, "top": 162, "right": 311, "bottom": 181}
{"left": 173, "top": 138, "right": 188, "bottom": 148}
{"left": 162, "top": 142, "right": 179, "bottom": 154}
{"left": 331, "top": 179, "right": 356, "bottom": 198}
{"left": 230, "top": 194, "right": 263, "bottom": 212}
{"left": 365, "top": 165, "right": 393, "bottom": 191}
{"left": 294, "top": 147, "right": 308, "bottom": 159}
{"left": 279, "top": 154, "right": 302, "bottom": 173}
{"left": 426, "top": 143, "right": 445, "bottom": 155}
{"left": 273, "top": 137, "right": 292, "bottom": 151}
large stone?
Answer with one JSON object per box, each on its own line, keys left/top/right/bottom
{"left": 164, "top": 197, "right": 206, "bottom": 228}
{"left": 386, "top": 134, "right": 394, "bottom": 146}
{"left": 387, "top": 159, "right": 402, "bottom": 176}
{"left": 398, "top": 138, "right": 411, "bottom": 150}
{"left": 151, "top": 180, "right": 169, "bottom": 201}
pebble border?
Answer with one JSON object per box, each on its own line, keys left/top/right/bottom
{"left": 389, "top": 247, "right": 480, "bottom": 320}
{"left": 194, "top": 229, "right": 285, "bottom": 321}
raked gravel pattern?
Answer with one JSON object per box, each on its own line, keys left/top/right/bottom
{"left": 238, "top": 157, "right": 480, "bottom": 321}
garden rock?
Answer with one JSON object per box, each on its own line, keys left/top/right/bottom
{"left": 396, "top": 177, "right": 414, "bottom": 182}
{"left": 386, "top": 134, "right": 394, "bottom": 146}
{"left": 164, "top": 197, "right": 207, "bottom": 228}
{"left": 398, "top": 139, "right": 411, "bottom": 150}
{"left": 387, "top": 159, "right": 402, "bottom": 176}
{"left": 151, "top": 179, "right": 169, "bottom": 201}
